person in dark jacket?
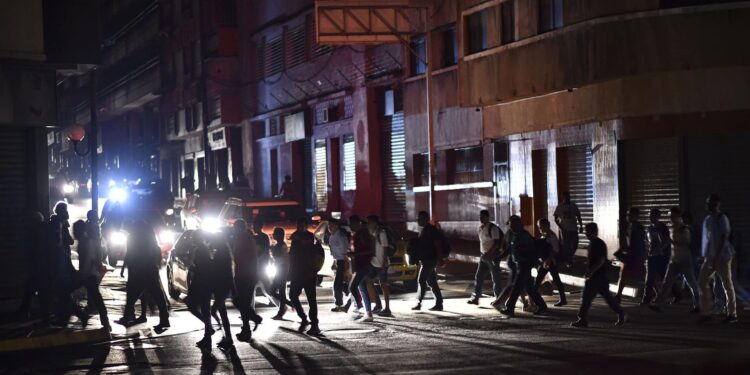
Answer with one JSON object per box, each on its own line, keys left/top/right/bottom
{"left": 346, "top": 216, "right": 375, "bottom": 320}
{"left": 72, "top": 220, "right": 110, "bottom": 331}
{"left": 616, "top": 207, "right": 647, "bottom": 302}
{"left": 186, "top": 230, "right": 215, "bottom": 348}
{"left": 499, "top": 215, "right": 548, "bottom": 317}
{"left": 231, "top": 219, "right": 262, "bottom": 342}
{"left": 210, "top": 235, "right": 235, "bottom": 349}
{"left": 50, "top": 202, "right": 86, "bottom": 326}
{"left": 288, "top": 217, "right": 324, "bottom": 335}
{"left": 18, "top": 211, "right": 52, "bottom": 321}
{"left": 412, "top": 211, "right": 444, "bottom": 312}
{"left": 572, "top": 223, "right": 626, "bottom": 327}
{"left": 118, "top": 220, "right": 170, "bottom": 331}
{"left": 269, "top": 227, "right": 291, "bottom": 320}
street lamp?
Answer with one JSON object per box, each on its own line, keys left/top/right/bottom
{"left": 65, "top": 124, "right": 90, "bottom": 156}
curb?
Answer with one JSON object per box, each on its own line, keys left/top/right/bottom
{"left": 0, "top": 327, "right": 111, "bottom": 353}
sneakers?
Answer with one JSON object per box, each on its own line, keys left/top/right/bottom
{"left": 300, "top": 318, "right": 310, "bottom": 327}
{"left": 724, "top": 315, "right": 739, "bottom": 324}
{"left": 411, "top": 303, "right": 422, "bottom": 311}
{"left": 196, "top": 336, "right": 212, "bottom": 348}
{"left": 358, "top": 314, "right": 374, "bottom": 323}
{"left": 533, "top": 307, "right": 549, "bottom": 315}
{"left": 272, "top": 312, "right": 285, "bottom": 320}
{"left": 499, "top": 308, "right": 515, "bottom": 317}
{"left": 571, "top": 319, "right": 589, "bottom": 328}
{"left": 236, "top": 329, "right": 252, "bottom": 342}
{"left": 307, "top": 326, "right": 322, "bottom": 336}
{"left": 217, "top": 337, "right": 234, "bottom": 349}
{"left": 615, "top": 313, "right": 627, "bottom": 326}
{"left": 331, "top": 306, "right": 343, "bottom": 312}
{"left": 133, "top": 315, "right": 148, "bottom": 325}
{"left": 372, "top": 306, "right": 383, "bottom": 314}
{"left": 467, "top": 298, "right": 479, "bottom": 305}
{"left": 554, "top": 299, "right": 567, "bottom": 307}
{"left": 253, "top": 316, "right": 263, "bottom": 331}
{"left": 428, "top": 305, "right": 443, "bottom": 312}
{"left": 154, "top": 321, "right": 171, "bottom": 332}
{"left": 377, "top": 308, "right": 392, "bottom": 317}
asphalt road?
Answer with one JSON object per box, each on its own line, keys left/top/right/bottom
{"left": 2, "top": 261, "right": 750, "bottom": 375}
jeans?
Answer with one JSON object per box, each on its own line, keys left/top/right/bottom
{"left": 78, "top": 276, "right": 109, "bottom": 324}
{"left": 233, "top": 276, "right": 261, "bottom": 330}
{"left": 289, "top": 276, "right": 318, "bottom": 326}
{"left": 123, "top": 269, "right": 169, "bottom": 323}
{"left": 642, "top": 255, "right": 668, "bottom": 304}
{"left": 505, "top": 261, "right": 547, "bottom": 312}
{"left": 699, "top": 257, "right": 737, "bottom": 316}
{"left": 333, "top": 260, "right": 350, "bottom": 306}
{"left": 654, "top": 258, "right": 699, "bottom": 308}
{"left": 473, "top": 258, "right": 503, "bottom": 299}
{"left": 535, "top": 264, "right": 566, "bottom": 302}
{"left": 268, "top": 270, "right": 289, "bottom": 316}
{"left": 349, "top": 264, "right": 373, "bottom": 313}
{"left": 417, "top": 260, "right": 442, "bottom": 306}
{"left": 578, "top": 276, "right": 624, "bottom": 321}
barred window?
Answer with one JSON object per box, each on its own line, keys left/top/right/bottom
{"left": 453, "top": 146, "right": 484, "bottom": 183}
{"left": 342, "top": 134, "right": 357, "bottom": 191}
{"left": 264, "top": 35, "right": 284, "bottom": 76}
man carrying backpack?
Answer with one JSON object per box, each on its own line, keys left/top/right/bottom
{"left": 468, "top": 210, "right": 504, "bottom": 306}
{"left": 412, "top": 211, "right": 444, "bottom": 312}
{"left": 499, "top": 215, "right": 549, "bottom": 317}
{"left": 288, "top": 217, "right": 325, "bottom": 335}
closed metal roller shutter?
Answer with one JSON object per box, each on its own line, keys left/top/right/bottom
{"left": 0, "top": 128, "right": 29, "bottom": 298}
{"left": 382, "top": 112, "right": 406, "bottom": 222}
{"left": 314, "top": 139, "right": 328, "bottom": 212}
{"left": 621, "top": 137, "right": 681, "bottom": 228}
{"left": 562, "top": 145, "right": 594, "bottom": 248}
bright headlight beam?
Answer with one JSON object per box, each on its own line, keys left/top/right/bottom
{"left": 109, "top": 187, "right": 127, "bottom": 203}
{"left": 110, "top": 231, "right": 127, "bottom": 246}
{"left": 159, "top": 230, "right": 175, "bottom": 244}
{"left": 265, "top": 263, "right": 277, "bottom": 279}
{"left": 165, "top": 208, "right": 175, "bottom": 216}
{"left": 62, "top": 184, "right": 75, "bottom": 194}
{"left": 202, "top": 217, "right": 221, "bottom": 233}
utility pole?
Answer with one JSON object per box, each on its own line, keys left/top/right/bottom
{"left": 90, "top": 69, "right": 99, "bottom": 216}
{"left": 424, "top": 2, "right": 435, "bottom": 219}
{"left": 198, "top": 13, "right": 215, "bottom": 191}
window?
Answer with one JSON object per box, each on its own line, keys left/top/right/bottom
{"left": 466, "top": 10, "right": 488, "bottom": 54}
{"left": 212, "top": 97, "right": 221, "bottom": 119}
{"left": 168, "top": 113, "right": 177, "bottom": 135}
{"left": 501, "top": 1, "right": 516, "bottom": 44}
{"left": 185, "top": 105, "right": 194, "bottom": 131}
{"left": 539, "top": 0, "right": 563, "bottom": 33}
{"left": 264, "top": 35, "right": 284, "bottom": 77}
{"left": 192, "top": 103, "right": 201, "bottom": 130}
{"left": 452, "top": 146, "right": 484, "bottom": 183}
{"left": 314, "top": 139, "right": 328, "bottom": 211}
{"left": 410, "top": 35, "right": 426, "bottom": 76}
{"left": 342, "top": 135, "right": 357, "bottom": 191}
{"left": 441, "top": 26, "right": 458, "bottom": 67}
{"left": 414, "top": 153, "right": 430, "bottom": 186}
{"left": 286, "top": 24, "right": 306, "bottom": 68}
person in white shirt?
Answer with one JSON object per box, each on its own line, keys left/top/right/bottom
{"left": 327, "top": 219, "right": 352, "bottom": 312}
{"left": 554, "top": 191, "right": 583, "bottom": 263}
{"left": 650, "top": 207, "right": 700, "bottom": 312}
{"left": 698, "top": 194, "right": 738, "bottom": 323}
{"left": 535, "top": 218, "right": 567, "bottom": 306}
{"left": 367, "top": 215, "right": 392, "bottom": 317}
{"left": 468, "top": 210, "right": 504, "bottom": 306}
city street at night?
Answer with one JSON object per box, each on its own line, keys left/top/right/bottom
{"left": 2, "top": 240, "right": 750, "bottom": 374}
{"left": 3, "top": 0, "right": 750, "bottom": 374}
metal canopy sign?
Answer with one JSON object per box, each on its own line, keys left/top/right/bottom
{"left": 315, "top": 0, "right": 422, "bottom": 44}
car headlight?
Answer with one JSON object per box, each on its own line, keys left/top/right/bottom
{"left": 202, "top": 217, "right": 221, "bottom": 233}
{"left": 109, "top": 231, "right": 127, "bottom": 246}
{"left": 159, "top": 230, "right": 175, "bottom": 244}
{"left": 109, "top": 187, "right": 127, "bottom": 203}
{"left": 165, "top": 208, "right": 174, "bottom": 216}
{"left": 108, "top": 179, "right": 116, "bottom": 188}
{"left": 265, "top": 263, "right": 277, "bottom": 279}
{"left": 62, "top": 183, "right": 75, "bottom": 194}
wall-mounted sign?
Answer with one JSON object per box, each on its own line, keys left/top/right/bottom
{"left": 285, "top": 112, "right": 306, "bottom": 143}
{"left": 209, "top": 128, "right": 227, "bottom": 150}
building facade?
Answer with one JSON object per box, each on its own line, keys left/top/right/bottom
{"left": 239, "top": 0, "right": 406, "bottom": 221}
{"left": 402, "top": 0, "right": 750, "bottom": 254}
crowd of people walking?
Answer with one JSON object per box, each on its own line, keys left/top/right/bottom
{"left": 17, "top": 191, "right": 744, "bottom": 350}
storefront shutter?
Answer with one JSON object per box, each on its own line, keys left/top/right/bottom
{"left": 382, "top": 112, "right": 406, "bottom": 222}
{"left": 561, "top": 145, "right": 594, "bottom": 248}
{"left": 0, "top": 128, "right": 30, "bottom": 298}
{"left": 314, "top": 139, "right": 328, "bottom": 212}
{"left": 621, "top": 137, "right": 681, "bottom": 229}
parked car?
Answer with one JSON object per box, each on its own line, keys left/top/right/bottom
{"left": 166, "top": 229, "right": 200, "bottom": 299}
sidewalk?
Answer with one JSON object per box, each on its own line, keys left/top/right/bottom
{"left": 0, "top": 319, "right": 112, "bottom": 353}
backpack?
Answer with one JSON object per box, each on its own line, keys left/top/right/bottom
{"left": 378, "top": 225, "right": 399, "bottom": 257}
{"left": 437, "top": 228, "right": 452, "bottom": 259}
{"left": 311, "top": 239, "right": 325, "bottom": 273}
{"left": 533, "top": 238, "right": 553, "bottom": 260}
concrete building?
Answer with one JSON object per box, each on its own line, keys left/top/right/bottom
{"left": 158, "top": 0, "right": 243, "bottom": 196}
{"left": 403, "top": 0, "right": 750, "bottom": 254}
{"left": 240, "top": 0, "right": 405, "bottom": 220}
